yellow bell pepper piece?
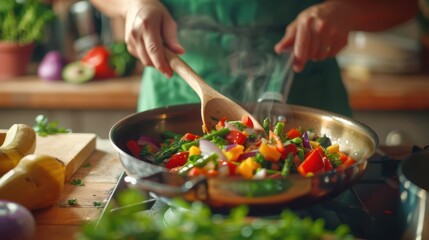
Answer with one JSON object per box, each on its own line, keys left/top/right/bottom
{"left": 223, "top": 144, "right": 244, "bottom": 162}
{"left": 237, "top": 157, "right": 260, "bottom": 179}
{"left": 189, "top": 146, "right": 201, "bottom": 156}
{"left": 259, "top": 142, "right": 281, "bottom": 162}
{"left": 310, "top": 140, "right": 320, "bottom": 149}
{"left": 326, "top": 143, "right": 340, "bottom": 153}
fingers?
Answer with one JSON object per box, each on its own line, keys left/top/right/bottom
{"left": 293, "top": 17, "right": 312, "bottom": 72}
{"left": 282, "top": 2, "right": 351, "bottom": 72}
{"left": 274, "top": 22, "right": 296, "bottom": 54}
{"left": 141, "top": 15, "right": 173, "bottom": 78}
{"left": 124, "top": 2, "right": 184, "bottom": 78}
{"left": 163, "top": 14, "right": 185, "bottom": 54}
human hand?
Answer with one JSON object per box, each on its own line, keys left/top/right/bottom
{"left": 274, "top": 1, "right": 353, "bottom": 72}
{"left": 124, "top": 0, "right": 184, "bottom": 78}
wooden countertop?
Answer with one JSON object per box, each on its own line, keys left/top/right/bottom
{"left": 0, "top": 75, "right": 140, "bottom": 110}
{"left": 31, "top": 140, "right": 415, "bottom": 240}
{"left": 0, "top": 71, "right": 428, "bottom": 111}
{"left": 33, "top": 138, "right": 124, "bottom": 240}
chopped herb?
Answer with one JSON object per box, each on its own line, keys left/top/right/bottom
{"left": 82, "top": 163, "right": 92, "bottom": 168}
{"left": 93, "top": 201, "right": 103, "bottom": 208}
{"left": 70, "top": 179, "right": 85, "bottom": 186}
{"left": 68, "top": 198, "right": 77, "bottom": 206}
{"left": 326, "top": 152, "right": 343, "bottom": 168}
{"left": 211, "top": 136, "right": 228, "bottom": 148}
{"left": 230, "top": 121, "right": 246, "bottom": 131}
{"left": 33, "top": 114, "right": 71, "bottom": 136}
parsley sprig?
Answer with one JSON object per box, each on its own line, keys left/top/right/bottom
{"left": 33, "top": 114, "right": 71, "bottom": 136}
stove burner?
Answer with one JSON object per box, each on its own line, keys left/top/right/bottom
{"left": 99, "top": 147, "right": 416, "bottom": 240}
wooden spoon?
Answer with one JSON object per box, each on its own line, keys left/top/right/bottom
{"left": 165, "top": 49, "right": 264, "bottom": 133}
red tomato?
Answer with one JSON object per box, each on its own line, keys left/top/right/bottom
{"left": 225, "top": 130, "right": 247, "bottom": 145}
{"left": 81, "top": 46, "right": 117, "bottom": 79}
{"left": 241, "top": 114, "right": 254, "bottom": 128}
{"left": 165, "top": 152, "right": 189, "bottom": 169}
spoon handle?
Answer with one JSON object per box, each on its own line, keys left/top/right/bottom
{"left": 164, "top": 49, "right": 216, "bottom": 100}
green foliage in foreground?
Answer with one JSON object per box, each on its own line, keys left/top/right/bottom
{"left": 78, "top": 189, "right": 353, "bottom": 240}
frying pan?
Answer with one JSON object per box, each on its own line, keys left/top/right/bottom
{"left": 109, "top": 103, "right": 378, "bottom": 211}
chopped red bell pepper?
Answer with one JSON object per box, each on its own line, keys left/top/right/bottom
{"left": 283, "top": 143, "right": 298, "bottom": 156}
{"left": 297, "top": 146, "right": 330, "bottom": 176}
{"left": 241, "top": 114, "right": 254, "bottom": 128}
{"left": 126, "top": 139, "right": 142, "bottom": 158}
{"left": 219, "top": 160, "right": 237, "bottom": 176}
{"left": 188, "top": 167, "right": 204, "bottom": 177}
{"left": 336, "top": 152, "right": 356, "bottom": 170}
{"left": 215, "top": 117, "right": 227, "bottom": 130}
{"left": 165, "top": 152, "right": 189, "bottom": 169}
{"left": 180, "top": 133, "right": 200, "bottom": 141}
{"left": 269, "top": 130, "right": 285, "bottom": 154}
{"left": 286, "top": 128, "right": 302, "bottom": 139}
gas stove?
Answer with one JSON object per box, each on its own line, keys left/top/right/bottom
{"left": 99, "top": 146, "right": 418, "bottom": 240}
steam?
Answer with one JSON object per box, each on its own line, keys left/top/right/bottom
{"left": 176, "top": 15, "right": 292, "bottom": 121}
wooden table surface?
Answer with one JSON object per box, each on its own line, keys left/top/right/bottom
{"left": 32, "top": 138, "right": 124, "bottom": 240}
{"left": 28, "top": 137, "right": 415, "bottom": 240}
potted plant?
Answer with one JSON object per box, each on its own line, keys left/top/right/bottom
{"left": 0, "top": 0, "right": 55, "bottom": 80}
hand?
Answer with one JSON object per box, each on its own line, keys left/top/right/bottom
{"left": 124, "top": 0, "right": 184, "bottom": 78}
{"left": 274, "top": 1, "right": 353, "bottom": 72}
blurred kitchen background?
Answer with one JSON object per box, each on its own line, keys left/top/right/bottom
{"left": 0, "top": 0, "right": 428, "bottom": 147}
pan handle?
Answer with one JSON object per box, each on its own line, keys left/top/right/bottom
{"left": 124, "top": 172, "right": 209, "bottom": 199}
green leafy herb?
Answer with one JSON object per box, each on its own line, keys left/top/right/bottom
{"left": 78, "top": 189, "right": 353, "bottom": 240}
{"left": 93, "top": 201, "right": 103, "bottom": 208}
{"left": 0, "top": 0, "right": 56, "bottom": 43}
{"left": 82, "top": 163, "right": 92, "bottom": 168}
{"left": 326, "top": 152, "right": 343, "bottom": 168}
{"left": 33, "top": 115, "right": 71, "bottom": 136}
{"left": 68, "top": 198, "right": 77, "bottom": 206}
{"left": 70, "top": 179, "right": 84, "bottom": 186}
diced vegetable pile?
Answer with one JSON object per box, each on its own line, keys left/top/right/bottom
{"left": 126, "top": 115, "right": 356, "bottom": 179}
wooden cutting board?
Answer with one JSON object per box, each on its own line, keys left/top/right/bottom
{"left": 0, "top": 130, "right": 97, "bottom": 181}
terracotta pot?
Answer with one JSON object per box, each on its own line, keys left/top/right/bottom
{"left": 0, "top": 42, "right": 35, "bottom": 80}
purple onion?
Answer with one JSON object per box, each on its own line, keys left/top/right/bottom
{"left": 237, "top": 150, "right": 258, "bottom": 161}
{"left": 137, "top": 136, "right": 160, "bottom": 149}
{"left": 224, "top": 122, "right": 240, "bottom": 131}
{"left": 199, "top": 139, "right": 226, "bottom": 160}
{"left": 302, "top": 131, "right": 312, "bottom": 149}
{"left": 37, "top": 51, "right": 65, "bottom": 81}
{"left": 0, "top": 200, "right": 35, "bottom": 240}
{"left": 225, "top": 143, "right": 238, "bottom": 151}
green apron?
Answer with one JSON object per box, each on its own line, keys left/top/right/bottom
{"left": 137, "top": 0, "right": 352, "bottom": 117}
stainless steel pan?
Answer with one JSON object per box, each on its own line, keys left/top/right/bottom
{"left": 109, "top": 103, "right": 378, "bottom": 210}
{"left": 398, "top": 149, "right": 429, "bottom": 239}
